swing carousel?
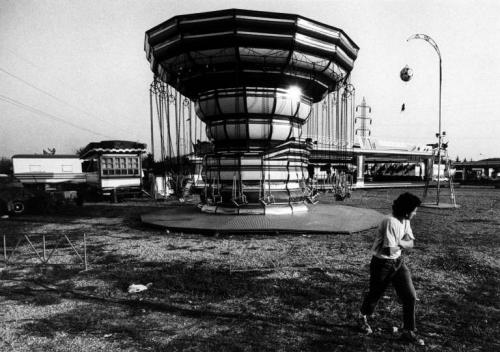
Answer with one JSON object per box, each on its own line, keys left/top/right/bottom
{"left": 143, "top": 9, "right": 377, "bottom": 220}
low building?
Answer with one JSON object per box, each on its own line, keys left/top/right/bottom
{"left": 453, "top": 158, "right": 500, "bottom": 182}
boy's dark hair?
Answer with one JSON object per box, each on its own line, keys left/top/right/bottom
{"left": 392, "top": 192, "right": 421, "bottom": 218}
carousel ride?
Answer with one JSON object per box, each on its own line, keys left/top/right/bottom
{"left": 144, "top": 9, "right": 365, "bottom": 216}
{"left": 141, "top": 9, "right": 385, "bottom": 233}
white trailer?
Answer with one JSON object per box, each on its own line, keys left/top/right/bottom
{"left": 12, "top": 154, "right": 85, "bottom": 184}
{"left": 11, "top": 154, "right": 87, "bottom": 206}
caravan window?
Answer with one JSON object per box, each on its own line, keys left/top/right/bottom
{"left": 62, "top": 165, "right": 73, "bottom": 172}
{"left": 100, "top": 156, "right": 140, "bottom": 177}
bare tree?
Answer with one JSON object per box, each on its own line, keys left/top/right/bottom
{"left": 0, "top": 157, "right": 13, "bottom": 174}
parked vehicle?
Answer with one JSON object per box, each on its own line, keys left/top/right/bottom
{"left": 0, "top": 174, "right": 34, "bottom": 215}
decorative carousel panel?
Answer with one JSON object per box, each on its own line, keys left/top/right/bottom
{"left": 333, "top": 49, "right": 355, "bottom": 71}
{"left": 240, "top": 157, "right": 264, "bottom": 166}
{"left": 238, "top": 47, "right": 290, "bottom": 66}
{"left": 262, "top": 182, "right": 300, "bottom": 191}
{"left": 297, "top": 102, "right": 312, "bottom": 120}
{"left": 211, "top": 170, "right": 262, "bottom": 181}
{"left": 214, "top": 156, "right": 238, "bottom": 167}
{"left": 206, "top": 124, "right": 225, "bottom": 140}
{"left": 197, "top": 87, "right": 312, "bottom": 122}
{"left": 205, "top": 126, "right": 214, "bottom": 140}
{"left": 323, "top": 62, "right": 345, "bottom": 82}
{"left": 240, "top": 170, "right": 265, "bottom": 180}
{"left": 296, "top": 18, "right": 340, "bottom": 40}
{"left": 247, "top": 120, "right": 271, "bottom": 140}
{"left": 217, "top": 95, "right": 246, "bottom": 115}
{"left": 224, "top": 122, "right": 248, "bottom": 140}
{"left": 288, "top": 125, "right": 302, "bottom": 140}
{"left": 246, "top": 89, "right": 277, "bottom": 115}
{"left": 270, "top": 120, "right": 294, "bottom": 140}
{"left": 152, "top": 34, "right": 181, "bottom": 57}
{"left": 296, "top": 18, "right": 358, "bottom": 58}
{"left": 274, "top": 95, "right": 299, "bottom": 117}
{"left": 291, "top": 52, "right": 330, "bottom": 71}
{"left": 338, "top": 33, "right": 359, "bottom": 58}
{"left": 197, "top": 95, "right": 220, "bottom": 117}
{"left": 190, "top": 48, "right": 236, "bottom": 66}
{"left": 160, "top": 52, "right": 190, "bottom": 71}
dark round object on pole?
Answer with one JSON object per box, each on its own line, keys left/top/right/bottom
{"left": 400, "top": 65, "right": 413, "bottom": 82}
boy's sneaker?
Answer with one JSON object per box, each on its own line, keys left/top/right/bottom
{"left": 358, "top": 314, "right": 373, "bottom": 335}
{"left": 400, "top": 330, "right": 425, "bottom": 345}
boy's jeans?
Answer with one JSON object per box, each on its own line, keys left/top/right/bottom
{"left": 360, "top": 256, "right": 417, "bottom": 331}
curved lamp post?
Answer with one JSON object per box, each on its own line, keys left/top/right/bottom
{"left": 407, "top": 34, "right": 443, "bottom": 205}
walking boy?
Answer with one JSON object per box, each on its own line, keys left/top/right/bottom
{"left": 359, "top": 192, "right": 424, "bottom": 345}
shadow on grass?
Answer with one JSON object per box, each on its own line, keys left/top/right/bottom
{"left": 5, "top": 188, "right": 500, "bottom": 351}
{"left": 19, "top": 303, "right": 368, "bottom": 352}
{"left": 419, "top": 245, "right": 500, "bottom": 350}
{"left": 3, "top": 202, "right": 165, "bottom": 228}
{"left": 429, "top": 247, "right": 498, "bottom": 279}
{"left": 11, "top": 255, "right": 381, "bottom": 351}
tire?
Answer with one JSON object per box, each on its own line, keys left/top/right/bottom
{"left": 75, "top": 190, "right": 85, "bottom": 206}
{"left": 0, "top": 200, "right": 7, "bottom": 215}
{"left": 10, "top": 200, "right": 25, "bottom": 215}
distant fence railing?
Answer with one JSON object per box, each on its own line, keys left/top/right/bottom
{"left": 1, "top": 232, "right": 88, "bottom": 270}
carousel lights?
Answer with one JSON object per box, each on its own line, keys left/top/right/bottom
{"left": 286, "top": 85, "right": 302, "bottom": 103}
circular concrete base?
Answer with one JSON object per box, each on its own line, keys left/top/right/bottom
{"left": 141, "top": 204, "right": 385, "bottom": 235}
{"left": 421, "top": 202, "right": 460, "bottom": 209}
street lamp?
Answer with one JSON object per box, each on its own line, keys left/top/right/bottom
{"left": 407, "top": 34, "right": 444, "bottom": 205}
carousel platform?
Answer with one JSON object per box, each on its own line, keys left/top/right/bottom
{"left": 141, "top": 203, "right": 384, "bottom": 235}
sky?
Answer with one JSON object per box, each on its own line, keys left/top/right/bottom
{"left": 1, "top": 0, "right": 499, "bottom": 161}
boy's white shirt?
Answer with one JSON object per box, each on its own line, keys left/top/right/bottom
{"left": 372, "top": 216, "right": 415, "bottom": 259}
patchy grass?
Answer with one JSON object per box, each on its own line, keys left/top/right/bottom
{"left": 1, "top": 188, "right": 499, "bottom": 351}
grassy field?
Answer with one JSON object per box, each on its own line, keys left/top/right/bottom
{"left": 0, "top": 187, "right": 499, "bottom": 351}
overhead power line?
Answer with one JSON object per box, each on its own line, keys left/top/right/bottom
{"left": 0, "top": 67, "right": 80, "bottom": 110}
{"left": 0, "top": 65, "right": 132, "bottom": 136}
{"left": 0, "top": 94, "right": 115, "bottom": 139}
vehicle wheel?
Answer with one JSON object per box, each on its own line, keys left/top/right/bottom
{"left": 0, "top": 200, "right": 7, "bottom": 215}
{"left": 75, "top": 191, "right": 85, "bottom": 206}
{"left": 10, "top": 200, "right": 25, "bottom": 215}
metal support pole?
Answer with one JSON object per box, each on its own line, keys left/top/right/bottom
{"left": 356, "top": 154, "right": 365, "bottom": 187}
{"left": 436, "top": 58, "right": 443, "bottom": 205}
{"left": 42, "top": 234, "right": 46, "bottom": 262}
{"left": 149, "top": 82, "right": 155, "bottom": 160}
{"left": 3, "top": 235, "right": 6, "bottom": 263}
{"left": 408, "top": 34, "right": 443, "bottom": 205}
{"left": 24, "top": 235, "right": 44, "bottom": 263}
{"left": 83, "top": 233, "right": 88, "bottom": 271}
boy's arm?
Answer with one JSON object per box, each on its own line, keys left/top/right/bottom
{"left": 384, "top": 232, "right": 414, "bottom": 255}
{"left": 399, "top": 238, "right": 414, "bottom": 249}
{"left": 381, "top": 220, "right": 405, "bottom": 256}
{"left": 403, "top": 220, "right": 415, "bottom": 240}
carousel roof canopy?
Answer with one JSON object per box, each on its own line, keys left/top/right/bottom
{"left": 145, "top": 8, "right": 359, "bottom": 102}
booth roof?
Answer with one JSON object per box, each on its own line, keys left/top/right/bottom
{"left": 79, "top": 140, "right": 147, "bottom": 159}
{"left": 12, "top": 154, "right": 79, "bottom": 159}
